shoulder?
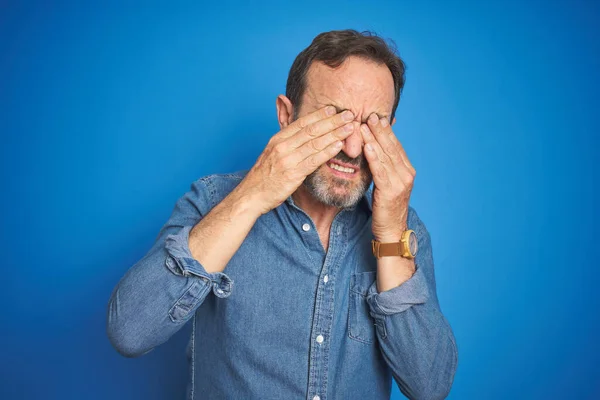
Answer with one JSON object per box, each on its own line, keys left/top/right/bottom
{"left": 186, "top": 169, "right": 249, "bottom": 214}
{"left": 194, "top": 170, "right": 247, "bottom": 195}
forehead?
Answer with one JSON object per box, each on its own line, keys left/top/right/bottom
{"left": 303, "top": 55, "right": 395, "bottom": 118}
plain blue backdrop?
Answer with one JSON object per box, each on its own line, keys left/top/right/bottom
{"left": 1, "top": 1, "right": 598, "bottom": 399}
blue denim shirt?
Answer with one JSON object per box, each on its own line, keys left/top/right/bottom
{"left": 107, "top": 170, "right": 458, "bottom": 400}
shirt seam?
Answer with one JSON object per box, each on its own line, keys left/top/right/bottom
{"left": 190, "top": 313, "right": 196, "bottom": 400}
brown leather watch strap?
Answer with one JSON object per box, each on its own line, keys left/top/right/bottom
{"left": 371, "top": 240, "right": 402, "bottom": 258}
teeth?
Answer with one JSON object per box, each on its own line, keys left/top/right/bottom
{"left": 329, "top": 162, "right": 355, "bottom": 173}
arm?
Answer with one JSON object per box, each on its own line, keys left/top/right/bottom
{"left": 107, "top": 106, "right": 356, "bottom": 358}
{"left": 106, "top": 177, "right": 261, "bottom": 358}
{"left": 366, "top": 209, "right": 458, "bottom": 400}
{"left": 360, "top": 115, "right": 457, "bottom": 399}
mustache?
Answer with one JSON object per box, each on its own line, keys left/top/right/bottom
{"left": 333, "top": 151, "right": 368, "bottom": 169}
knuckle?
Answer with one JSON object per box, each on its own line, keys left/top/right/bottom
{"left": 308, "top": 155, "right": 320, "bottom": 167}
{"left": 276, "top": 154, "right": 290, "bottom": 169}
{"left": 309, "top": 139, "right": 321, "bottom": 152}
{"left": 298, "top": 117, "right": 309, "bottom": 129}
{"left": 273, "top": 143, "right": 286, "bottom": 155}
{"left": 296, "top": 146, "right": 309, "bottom": 159}
{"left": 282, "top": 169, "right": 295, "bottom": 181}
{"left": 375, "top": 167, "right": 387, "bottom": 179}
{"left": 304, "top": 124, "right": 316, "bottom": 137}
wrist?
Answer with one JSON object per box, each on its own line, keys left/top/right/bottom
{"left": 373, "top": 226, "right": 407, "bottom": 243}
{"left": 227, "top": 185, "right": 265, "bottom": 220}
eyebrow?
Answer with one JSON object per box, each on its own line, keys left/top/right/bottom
{"left": 326, "top": 104, "right": 389, "bottom": 123}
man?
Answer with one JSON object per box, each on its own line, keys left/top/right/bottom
{"left": 107, "top": 29, "right": 458, "bottom": 400}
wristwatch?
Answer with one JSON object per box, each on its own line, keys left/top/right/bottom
{"left": 371, "top": 230, "right": 418, "bottom": 259}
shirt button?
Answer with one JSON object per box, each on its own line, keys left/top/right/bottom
{"left": 313, "top": 396, "right": 321, "bottom": 400}
{"left": 302, "top": 223, "right": 311, "bottom": 232}
{"left": 323, "top": 275, "right": 329, "bottom": 283}
{"left": 316, "top": 334, "right": 324, "bottom": 344}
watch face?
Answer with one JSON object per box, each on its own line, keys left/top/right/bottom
{"left": 409, "top": 231, "right": 418, "bottom": 255}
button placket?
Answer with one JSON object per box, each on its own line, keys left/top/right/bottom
{"left": 306, "top": 212, "right": 349, "bottom": 400}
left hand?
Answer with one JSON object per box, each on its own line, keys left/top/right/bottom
{"left": 360, "top": 113, "right": 416, "bottom": 242}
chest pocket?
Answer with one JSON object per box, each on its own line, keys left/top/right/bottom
{"left": 348, "top": 271, "right": 377, "bottom": 344}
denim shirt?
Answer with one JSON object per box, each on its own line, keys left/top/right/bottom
{"left": 107, "top": 170, "right": 458, "bottom": 400}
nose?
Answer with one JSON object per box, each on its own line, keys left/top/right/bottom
{"left": 342, "top": 121, "right": 363, "bottom": 158}
{"left": 342, "top": 120, "right": 364, "bottom": 159}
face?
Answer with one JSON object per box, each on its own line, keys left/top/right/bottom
{"left": 295, "top": 56, "right": 396, "bottom": 208}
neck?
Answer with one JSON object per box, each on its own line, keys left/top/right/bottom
{"left": 291, "top": 185, "right": 340, "bottom": 231}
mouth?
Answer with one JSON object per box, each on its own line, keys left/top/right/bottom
{"left": 327, "top": 160, "right": 359, "bottom": 178}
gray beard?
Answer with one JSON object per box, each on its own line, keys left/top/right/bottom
{"left": 302, "top": 152, "right": 372, "bottom": 209}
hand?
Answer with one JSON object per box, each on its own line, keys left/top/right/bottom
{"left": 360, "top": 113, "right": 416, "bottom": 242}
{"left": 239, "top": 106, "right": 356, "bottom": 215}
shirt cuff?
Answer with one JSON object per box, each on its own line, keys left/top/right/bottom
{"left": 365, "top": 263, "right": 429, "bottom": 316}
{"left": 164, "top": 226, "right": 234, "bottom": 299}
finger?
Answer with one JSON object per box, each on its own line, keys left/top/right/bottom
{"left": 367, "top": 113, "right": 415, "bottom": 175}
{"left": 277, "top": 105, "right": 337, "bottom": 140}
{"left": 366, "top": 113, "right": 403, "bottom": 172}
{"left": 362, "top": 136, "right": 392, "bottom": 189}
{"left": 362, "top": 124, "right": 416, "bottom": 189}
{"left": 286, "top": 109, "right": 354, "bottom": 149}
{"left": 299, "top": 139, "right": 344, "bottom": 175}
{"left": 293, "top": 121, "right": 355, "bottom": 161}
{"left": 360, "top": 123, "right": 394, "bottom": 171}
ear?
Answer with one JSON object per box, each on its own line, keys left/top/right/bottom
{"left": 276, "top": 95, "right": 294, "bottom": 129}
{"left": 391, "top": 117, "right": 396, "bottom": 126}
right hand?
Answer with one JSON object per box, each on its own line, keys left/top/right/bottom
{"left": 239, "top": 106, "right": 356, "bottom": 215}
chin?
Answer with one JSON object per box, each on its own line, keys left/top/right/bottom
{"left": 304, "top": 166, "right": 372, "bottom": 209}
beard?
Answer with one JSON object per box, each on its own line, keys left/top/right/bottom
{"left": 302, "top": 150, "right": 373, "bottom": 209}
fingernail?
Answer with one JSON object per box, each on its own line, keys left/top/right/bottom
{"left": 342, "top": 110, "right": 354, "bottom": 121}
{"left": 361, "top": 125, "right": 370, "bottom": 135}
{"left": 365, "top": 143, "right": 373, "bottom": 151}
{"left": 369, "top": 114, "right": 379, "bottom": 125}
{"left": 344, "top": 123, "right": 354, "bottom": 132}
{"left": 335, "top": 141, "right": 343, "bottom": 148}
{"left": 326, "top": 106, "right": 336, "bottom": 116}
{"left": 381, "top": 118, "right": 389, "bottom": 127}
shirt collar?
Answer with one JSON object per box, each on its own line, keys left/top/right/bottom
{"left": 364, "top": 185, "right": 374, "bottom": 212}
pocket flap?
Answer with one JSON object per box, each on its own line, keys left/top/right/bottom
{"left": 350, "top": 271, "right": 376, "bottom": 296}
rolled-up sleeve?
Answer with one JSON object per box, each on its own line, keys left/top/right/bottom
{"left": 165, "top": 225, "right": 234, "bottom": 299}
{"left": 106, "top": 177, "right": 234, "bottom": 358}
{"left": 365, "top": 262, "right": 429, "bottom": 315}
{"left": 365, "top": 207, "right": 458, "bottom": 400}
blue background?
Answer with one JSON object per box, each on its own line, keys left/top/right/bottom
{"left": 1, "top": 1, "right": 598, "bottom": 399}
